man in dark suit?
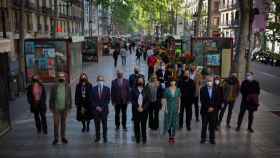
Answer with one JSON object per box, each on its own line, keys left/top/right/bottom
{"left": 130, "top": 77, "right": 150, "bottom": 144}
{"left": 111, "top": 70, "right": 130, "bottom": 130}
{"left": 156, "top": 63, "right": 169, "bottom": 88}
{"left": 178, "top": 71, "right": 196, "bottom": 131}
{"left": 200, "top": 76, "right": 219, "bottom": 144}
{"left": 91, "top": 75, "right": 111, "bottom": 143}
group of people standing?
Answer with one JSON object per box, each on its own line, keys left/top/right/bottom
{"left": 26, "top": 49, "right": 260, "bottom": 146}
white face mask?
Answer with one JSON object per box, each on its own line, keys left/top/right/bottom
{"left": 97, "top": 81, "right": 104, "bottom": 87}
{"left": 215, "top": 80, "right": 220, "bottom": 85}
{"left": 207, "top": 81, "right": 213, "bottom": 87}
{"left": 246, "top": 76, "right": 253, "bottom": 81}
{"left": 161, "top": 66, "right": 165, "bottom": 70}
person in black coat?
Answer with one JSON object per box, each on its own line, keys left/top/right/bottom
{"left": 130, "top": 77, "right": 150, "bottom": 144}
{"left": 75, "top": 73, "right": 93, "bottom": 133}
{"left": 236, "top": 72, "right": 260, "bottom": 133}
{"left": 200, "top": 76, "right": 219, "bottom": 144}
{"left": 113, "top": 48, "right": 120, "bottom": 67}
{"left": 178, "top": 71, "right": 196, "bottom": 131}
{"left": 156, "top": 63, "right": 169, "bottom": 88}
{"left": 27, "top": 75, "right": 47, "bottom": 134}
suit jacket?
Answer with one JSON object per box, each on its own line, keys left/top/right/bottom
{"left": 91, "top": 85, "right": 111, "bottom": 116}
{"left": 200, "top": 86, "right": 219, "bottom": 115}
{"left": 178, "top": 79, "right": 196, "bottom": 104}
{"left": 27, "top": 83, "right": 47, "bottom": 113}
{"left": 130, "top": 86, "right": 150, "bottom": 113}
{"left": 49, "top": 82, "right": 72, "bottom": 112}
{"left": 156, "top": 69, "right": 169, "bottom": 84}
{"left": 111, "top": 78, "right": 129, "bottom": 104}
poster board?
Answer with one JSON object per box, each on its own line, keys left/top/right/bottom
{"left": 191, "top": 37, "right": 233, "bottom": 77}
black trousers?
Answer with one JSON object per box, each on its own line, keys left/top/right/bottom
{"left": 193, "top": 97, "right": 200, "bottom": 120}
{"left": 148, "top": 101, "right": 160, "bottom": 130}
{"left": 219, "top": 101, "right": 234, "bottom": 125}
{"left": 179, "top": 101, "right": 192, "bottom": 128}
{"left": 115, "top": 104, "right": 128, "bottom": 129}
{"left": 94, "top": 115, "right": 108, "bottom": 139}
{"left": 237, "top": 104, "right": 254, "bottom": 129}
{"left": 113, "top": 57, "right": 118, "bottom": 67}
{"left": 34, "top": 110, "right": 47, "bottom": 133}
{"left": 201, "top": 112, "right": 216, "bottom": 141}
{"left": 134, "top": 111, "right": 148, "bottom": 142}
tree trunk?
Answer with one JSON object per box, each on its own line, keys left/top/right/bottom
{"left": 207, "top": 0, "right": 212, "bottom": 37}
{"left": 195, "top": 0, "right": 204, "bottom": 37}
{"left": 236, "top": 0, "right": 251, "bottom": 80}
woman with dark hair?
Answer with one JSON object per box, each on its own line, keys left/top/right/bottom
{"left": 75, "top": 73, "right": 93, "bottom": 132}
{"left": 27, "top": 75, "right": 47, "bottom": 134}
{"left": 162, "top": 78, "right": 181, "bottom": 144}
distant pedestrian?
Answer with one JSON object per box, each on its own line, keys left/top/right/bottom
{"left": 113, "top": 49, "right": 120, "bottom": 67}
{"left": 147, "top": 53, "right": 158, "bottom": 79}
{"left": 111, "top": 70, "right": 130, "bottom": 131}
{"left": 49, "top": 72, "right": 72, "bottom": 145}
{"left": 120, "top": 46, "right": 128, "bottom": 65}
{"left": 91, "top": 75, "right": 111, "bottom": 143}
{"left": 162, "top": 78, "right": 181, "bottom": 144}
{"left": 136, "top": 47, "right": 142, "bottom": 64}
{"left": 236, "top": 72, "right": 260, "bottom": 133}
{"left": 219, "top": 73, "right": 239, "bottom": 128}
{"left": 131, "top": 77, "right": 150, "bottom": 144}
{"left": 75, "top": 73, "right": 93, "bottom": 133}
{"left": 190, "top": 65, "right": 202, "bottom": 122}
{"left": 27, "top": 75, "right": 47, "bottom": 135}
{"left": 200, "top": 76, "right": 219, "bottom": 145}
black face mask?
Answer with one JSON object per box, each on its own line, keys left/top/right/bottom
{"left": 32, "top": 79, "right": 38, "bottom": 83}
{"left": 134, "top": 71, "right": 139, "bottom": 74}
{"left": 59, "top": 79, "right": 65, "bottom": 83}
{"left": 137, "top": 82, "right": 144, "bottom": 87}
{"left": 183, "top": 76, "right": 189, "bottom": 80}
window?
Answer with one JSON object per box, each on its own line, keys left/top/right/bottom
{"left": 226, "top": 13, "right": 228, "bottom": 25}
{"left": 26, "top": 13, "right": 33, "bottom": 32}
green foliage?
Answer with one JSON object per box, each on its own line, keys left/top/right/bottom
{"left": 266, "top": 0, "right": 280, "bottom": 43}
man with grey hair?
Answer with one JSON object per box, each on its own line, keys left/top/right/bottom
{"left": 200, "top": 76, "right": 219, "bottom": 144}
{"left": 49, "top": 72, "right": 72, "bottom": 145}
{"left": 91, "top": 75, "right": 111, "bottom": 143}
{"left": 111, "top": 69, "right": 130, "bottom": 130}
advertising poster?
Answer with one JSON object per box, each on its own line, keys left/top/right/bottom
{"left": 43, "top": 48, "right": 55, "bottom": 58}
{"left": 26, "top": 54, "right": 34, "bottom": 68}
{"left": 38, "top": 58, "right": 48, "bottom": 70}
{"left": 206, "top": 54, "right": 220, "bottom": 66}
{"left": 25, "top": 41, "right": 35, "bottom": 54}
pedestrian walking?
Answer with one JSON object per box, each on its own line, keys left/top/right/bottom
{"left": 113, "top": 48, "right": 120, "bottom": 67}
{"left": 111, "top": 70, "right": 130, "bottom": 131}
{"left": 162, "top": 78, "right": 181, "bottom": 144}
{"left": 147, "top": 53, "right": 158, "bottom": 80}
{"left": 49, "top": 72, "right": 72, "bottom": 145}
{"left": 200, "top": 76, "right": 219, "bottom": 145}
{"left": 178, "top": 71, "right": 196, "bottom": 131}
{"left": 136, "top": 47, "right": 142, "bottom": 64}
{"left": 91, "top": 75, "right": 111, "bottom": 143}
{"left": 131, "top": 77, "right": 150, "bottom": 144}
{"left": 75, "top": 73, "right": 93, "bottom": 133}
{"left": 219, "top": 73, "right": 239, "bottom": 128}
{"left": 236, "top": 72, "right": 260, "bottom": 133}
{"left": 147, "top": 76, "right": 163, "bottom": 131}
{"left": 120, "top": 45, "right": 128, "bottom": 65}
{"left": 27, "top": 75, "right": 47, "bottom": 135}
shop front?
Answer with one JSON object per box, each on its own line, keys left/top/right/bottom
{"left": 24, "top": 37, "right": 84, "bottom": 83}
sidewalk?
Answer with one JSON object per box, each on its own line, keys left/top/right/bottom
{"left": 0, "top": 54, "right": 280, "bottom": 158}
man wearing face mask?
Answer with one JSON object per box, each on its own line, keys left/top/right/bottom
{"left": 49, "top": 72, "right": 72, "bottom": 145}
{"left": 111, "top": 70, "right": 130, "bottom": 131}
{"left": 178, "top": 71, "right": 196, "bottom": 131}
{"left": 129, "top": 67, "right": 145, "bottom": 89}
{"left": 156, "top": 63, "right": 168, "bottom": 88}
{"left": 27, "top": 75, "right": 47, "bottom": 135}
{"left": 236, "top": 72, "right": 260, "bottom": 133}
{"left": 91, "top": 75, "right": 111, "bottom": 143}
{"left": 200, "top": 76, "right": 219, "bottom": 144}
{"left": 131, "top": 77, "right": 150, "bottom": 144}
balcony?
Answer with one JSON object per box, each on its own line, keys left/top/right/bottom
{"left": 25, "top": 0, "right": 36, "bottom": 10}
{"left": 11, "top": 0, "right": 21, "bottom": 7}
{"left": 219, "top": 3, "right": 238, "bottom": 12}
